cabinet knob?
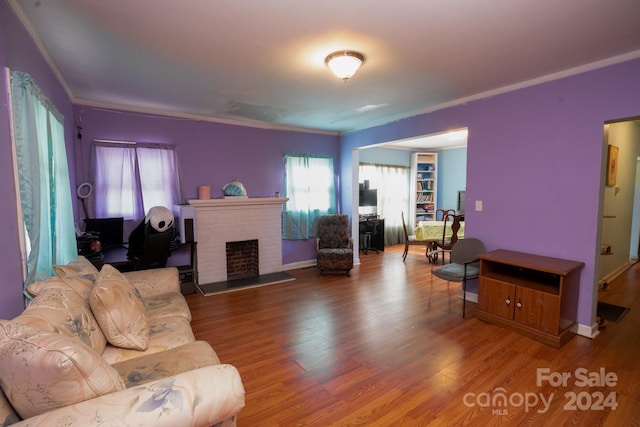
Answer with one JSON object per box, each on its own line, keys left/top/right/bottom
{"left": 516, "top": 300, "right": 522, "bottom": 309}
{"left": 505, "top": 298, "right": 511, "bottom": 305}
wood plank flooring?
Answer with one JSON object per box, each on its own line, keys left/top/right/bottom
{"left": 186, "top": 245, "right": 640, "bottom": 426}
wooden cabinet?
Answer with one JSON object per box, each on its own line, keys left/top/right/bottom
{"left": 476, "top": 249, "right": 584, "bottom": 348}
{"left": 409, "top": 152, "right": 437, "bottom": 228}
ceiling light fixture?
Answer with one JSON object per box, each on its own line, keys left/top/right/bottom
{"left": 325, "top": 50, "right": 365, "bottom": 82}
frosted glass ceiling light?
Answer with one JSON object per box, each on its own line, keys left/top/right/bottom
{"left": 325, "top": 50, "right": 365, "bottom": 82}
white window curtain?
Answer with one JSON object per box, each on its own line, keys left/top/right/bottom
{"left": 359, "top": 163, "right": 410, "bottom": 245}
{"left": 283, "top": 154, "right": 336, "bottom": 239}
{"left": 92, "top": 141, "right": 182, "bottom": 221}
{"left": 10, "top": 71, "right": 76, "bottom": 291}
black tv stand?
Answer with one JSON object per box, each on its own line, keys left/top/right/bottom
{"left": 359, "top": 217, "right": 384, "bottom": 253}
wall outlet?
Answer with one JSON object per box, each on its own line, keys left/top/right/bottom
{"left": 475, "top": 200, "right": 483, "bottom": 211}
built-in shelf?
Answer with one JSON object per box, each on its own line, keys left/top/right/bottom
{"left": 410, "top": 152, "right": 437, "bottom": 227}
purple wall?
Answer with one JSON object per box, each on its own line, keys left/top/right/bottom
{"left": 73, "top": 107, "right": 340, "bottom": 266}
{"left": 1, "top": 2, "right": 338, "bottom": 319}
{"left": 342, "top": 58, "right": 640, "bottom": 328}
{"left": 3, "top": 0, "right": 640, "bottom": 330}
{"left": 0, "top": 2, "right": 76, "bottom": 318}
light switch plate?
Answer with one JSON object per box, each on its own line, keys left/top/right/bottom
{"left": 475, "top": 200, "right": 483, "bottom": 211}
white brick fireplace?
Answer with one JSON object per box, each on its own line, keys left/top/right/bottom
{"left": 188, "top": 197, "right": 287, "bottom": 284}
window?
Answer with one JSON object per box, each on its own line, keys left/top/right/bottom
{"left": 10, "top": 71, "right": 77, "bottom": 289}
{"left": 92, "top": 141, "right": 182, "bottom": 221}
{"left": 282, "top": 154, "right": 336, "bottom": 239}
{"left": 359, "top": 163, "right": 409, "bottom": 245}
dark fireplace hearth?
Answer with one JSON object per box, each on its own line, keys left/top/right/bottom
{"left": 226, "top": 239, "right": 259, "bottom": 281}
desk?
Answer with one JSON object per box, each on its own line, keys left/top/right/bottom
{"left": 101, "top": 245, "right": 129, "bottom": 267}
{"left": 414, "top": 221, "right": 465, "bottom": 242}
{"left": 83, "top": 243, "right": 198, "bottom": 295}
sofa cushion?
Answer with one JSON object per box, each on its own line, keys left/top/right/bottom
{"left": 90, "top": 265, "right": 150, "bottom": 351}
{"left": 101, "top": 315, "right": 196, "bottom": 364}
{"left": 144, "top": 292, "right": 192, "bottom": 321}
{"left": 15, "top": 286, "right": 107, "bottom": 353}
{"left": 0, "top": 320, "right": 125, "bottom": 419}
{"left": 53, "top": 255, "right": 100, "bottom": 283}
{"left": 112, "top": 341, "right": 221, "bottom": 387}
{"left": 123, "top": 267, "right": 181, "bottom": 299}
{"left": 26, "top": 274, "right": 94, "bottom": 299}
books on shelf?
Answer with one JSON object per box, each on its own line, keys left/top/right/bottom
{"left": 417, "top": 164, "right": 435, "bottom": 172}
{"left": 416, "top": 181, "right": 433, "bottom": 191}
{"left": 416, "top": 203, "right": 435, "bottom": 214}
{"left": 411, "top": 152, "right": 438, "bottom": 224}
{"left": 416, "top": 193, "right": 433, "bottom": 202}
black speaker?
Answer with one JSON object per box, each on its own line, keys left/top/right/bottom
{"left": 177, "top": 265, "right": 195, "bottom": 295}
{"left": 173, "top": 205, "right": 196, "bottom": 243}
{"left": 184, "top": 218, "right": 195, "bottom": 243}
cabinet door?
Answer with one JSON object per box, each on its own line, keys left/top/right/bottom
{"left": 513, "top": 287, "right": 560, "bottom": 334}
{"left": 478, "top": 277, "right": 516, "bottom": 320}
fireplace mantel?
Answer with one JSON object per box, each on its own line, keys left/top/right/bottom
{"left": 187, "top": 197, "right": 288, "bottom": 284}
{"left": 188, "top": 197, "right": 288, "bottom": 208}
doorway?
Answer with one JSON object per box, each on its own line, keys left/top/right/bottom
{"left": 351, "top": 129, "right": 468, "bottom": 260}
{"left": 598, "top": 119, "right": 640, "bottom": 285}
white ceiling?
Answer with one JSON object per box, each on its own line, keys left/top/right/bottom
{"left": 9, "top": 0, "right": 640, "bottom": 138}
{"left": 376, "top": 129, "right": 469, "bottom": 151}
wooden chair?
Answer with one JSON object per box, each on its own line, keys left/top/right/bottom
{"left": 436, "top": 208, "right": 456, "bottom": 221}
{"left": 430, "top": 237, "right": 486, "bottom": 317}
{"left": 431, "top": 211, "right": 462, "bottom": 264}
{"left": 401, "top": 211, "right": 430, "bottom": 261}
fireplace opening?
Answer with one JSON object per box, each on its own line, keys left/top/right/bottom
{"left": 226, "top": 239, "right": 259, "bottom": 281}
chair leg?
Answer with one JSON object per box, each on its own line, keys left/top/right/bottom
{"left": 426, "top": 242, "right": 438, "bottom": 263}
{"left": 462, "top": 278, "right": 467, "bottom": 318}
{"left": 402, "top": 243, "right": 408, "bottom": 261}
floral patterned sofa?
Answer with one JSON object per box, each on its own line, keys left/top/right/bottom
{"left": 0, "top": 257, "right": 245, "bottom": 426}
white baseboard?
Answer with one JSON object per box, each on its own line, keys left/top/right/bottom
{"left": 576, "top": 322, "right": 600, "bottom": 339}
{"left": 599, "top": 260, "right": 634, "bottom": 288}
{"left": 282, "top": 260, "right": 316, "bottom": 271}
{"left": 461, "top": 290, "right": 478, "bottom": 303}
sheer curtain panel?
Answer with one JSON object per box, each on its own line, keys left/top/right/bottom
{"left": 92, "top": 141, "right": 182, "bottom": 222}
{"left": 10, "top": 71, "right": 76, "bottom": 291}
{"left": 359, "top": 163, "right": 409, "bottom": 245}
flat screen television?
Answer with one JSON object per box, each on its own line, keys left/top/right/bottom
{"left": 457, "top": 190, "right": 466, "bottom": 213}
{"left": 84, "top": 217, "right": 124, "bottom": 250}
{"left": 359, "top": 189, "right": 378, "bottom": 207}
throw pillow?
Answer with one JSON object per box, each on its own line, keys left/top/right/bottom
{"left": 26, "top": 275, "right": 93, "bottom": 299}
{"left": 90, "top": 265, "right": 150, "bottom": 350}
{"left": 0, "top": 320, "right": 124, "bottom": 419}
{"left": 16, "top": 286, "right": 107, "bottom": 354}
{"left": 53, "top": 255, "right": 100, "bottom": 282}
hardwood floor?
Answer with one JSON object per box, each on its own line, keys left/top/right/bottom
{"left": 187, "top": 245, "right": 640, "bottom": 426}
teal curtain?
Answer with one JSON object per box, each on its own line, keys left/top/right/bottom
{"left": 282, "top": 154, "right": 336, "bottom": 239}
{"left": 11, "top": 71, "right": 76, "bottom": 292}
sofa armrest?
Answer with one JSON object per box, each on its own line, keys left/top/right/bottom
{"left": 12, "top": 364, "right": 245, "bottom": 427}
{"left": 123, "top": 267, "right": 180, "bottom": 299}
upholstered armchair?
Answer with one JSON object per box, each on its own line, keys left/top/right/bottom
{"left": 316, "top": 214, "right": 354, "bottom": 275}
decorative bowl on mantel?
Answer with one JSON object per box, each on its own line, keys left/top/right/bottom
{"left": 223, "top": 179, "right": 248, "bottom": 197}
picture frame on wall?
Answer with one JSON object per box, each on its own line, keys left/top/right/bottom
{"left": 607, "top": 144, "right": 618, "bottom": 186}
